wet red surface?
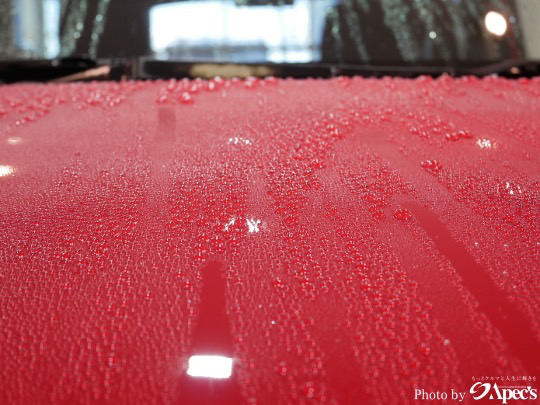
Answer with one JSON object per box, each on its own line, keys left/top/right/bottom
{"left": 0, "top": 76, "right": 539, "bottom": 404}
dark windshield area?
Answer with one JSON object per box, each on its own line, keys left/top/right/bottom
{"left": 0, "top": 0, "right": 538, "bottom": 65}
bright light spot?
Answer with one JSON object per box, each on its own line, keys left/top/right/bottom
{"left": 476, "top": 138, "right": 493, "bottom": 149}
{"left": 504, "top": 181, "right": 522, "bottom": 195}
{"left": 7, "top": 137, "right": 22, "bottom": 145}
{"left": 485, "top": 11, "right": 507, "bottom": 36}
{"left": 224, "top": 217, "right": 236, "bottom": 231}
{"left": 187, "top": 355, "right": 233, "bottom": 379}
{"left": 428, "top": 31, "right": 437, "bottom": 39}
{"left": 228, "top": 137, "right": 252, "bottom": 145}
{"left": 246, "top": 218, "right": 261, "bottom": 233}
{"left": 0, "top": 165, "right": 15, "bottom": 177}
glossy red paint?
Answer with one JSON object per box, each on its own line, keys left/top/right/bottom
{"left": 0, "top": 76, "right": 539, "bottom": 404}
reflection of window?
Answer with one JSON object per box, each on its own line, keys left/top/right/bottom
{"left": 43, "top": 0, "right": 61, "bottom": 58}
{"left": 14, "top": 0, "right": 44, "bottom": 55}
{"left": 13, "top": 0, "right": 60, "bottom": 58}
{"left": 149, "top": 0, "right": 337, "bottom": 63}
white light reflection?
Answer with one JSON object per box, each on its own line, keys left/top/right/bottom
{"left": 246, "top": 218, "right": 261, "bottom": 233}
{"left": 228, "top": 137, "right": 252, "bottom": 145}
{"left": 485, "top": 11, "right": 507, "bottom": 36}
{"left": 0, "top": 165, "right": 15, "bottom": 177}
{"left": 7, "top": 137, "right": 22, "bottom": 145}
{"left": 476, "top": 138, "right": 493, "bottom": 149}
{"left": 187, "top": 355, "right": 233, "bottom": 379}
{"left": 224, "top": 216, "right": 236, "bottom": 231}
{"left": 505, "top": 181, "right": 522, "bottom": 195}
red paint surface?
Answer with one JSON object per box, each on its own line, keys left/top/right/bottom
{"left": 0, "top": 76, "right": 539, "bottom": 404}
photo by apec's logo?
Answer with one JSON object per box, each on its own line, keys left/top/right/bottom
{"left": 415, "top": 382, "right": 537, "bottom": 403}
{"left": 470, "top": 382, "right": 537, "bottom": 404}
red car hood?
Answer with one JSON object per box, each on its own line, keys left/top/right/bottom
{"left": 0, "top": 76, "right": 539, "bottom": 404}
